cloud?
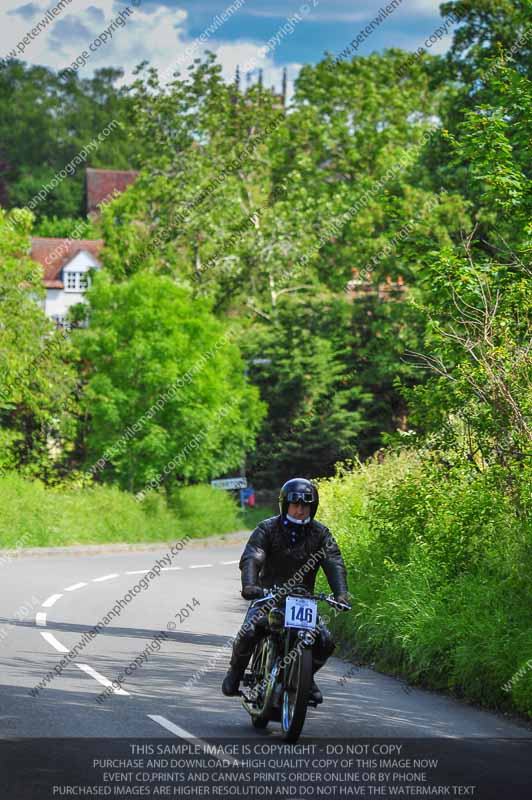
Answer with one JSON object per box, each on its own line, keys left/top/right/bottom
{"left": 406, "top": 0, "right": 445, "bottom": 16}
{"left": 0, "top": 0, "right": 296, "bottom": 98}
{"left": 8, "top": 2, "right": 40, "bottom": 19}
{"left": 0, "top": 0, "right": 448, "bottom": 93}
{"left": 86, "top": 5, "right": 105, "bottom": 24}
{"left": 243, "top": 0, "right": 441, "bottom": 23}
{"left": 245, "top": 9, "right": 368, "bottom": 23}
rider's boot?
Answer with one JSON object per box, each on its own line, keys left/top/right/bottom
{"left": 309, "top": 661, "right": 325, "bottom": 704}
{"left": 222, "top": 666, "right": 245, "bottom": 696}
{"left": 309, "top": 678, "right": 323, "bottom": 704}
{"left": 221, "top": 650, "right": 251, "bottom": 696}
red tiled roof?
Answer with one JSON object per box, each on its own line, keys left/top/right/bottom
{"left": 30, "top": 237, "right": 104, "bottom": 288}
{"left": 86, "top": 168, "right": 138, "bottom": 214}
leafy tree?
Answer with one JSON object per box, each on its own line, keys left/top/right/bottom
{"left": 401, "top": 67, "right": 532, "bottom": 488}
{"left": 0, "top": 208, "right": 79, "bottom": 478}
{"left": 76, "top": 271, "right": 266, "bottom": 493}
{"left": 97, "top": 52, "right": 470, "bottom": 481}
{"left": 99, "top": 55, "right": 318, "bottom": 312}
{"left": 441, "top": 0, "right": 532, "bottom": 84}
{"left": 32, "top": 216, "right": 100, "bottom": 239}
{"left": 0, "top": 63, "right": 137, "bottom": 219}
{"left": 241, "top": 294, "right": 372, "bottom": 485}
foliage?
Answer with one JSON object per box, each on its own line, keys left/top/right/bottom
{"left": 315, "top": 452, "right": 532, "bottom": 715}
{"left": 0, "top": 208, "right": 79, "bottom": 478}
{"left": 32, "top": 216, "right": 100, "bottom": 239}
{"left": 97, "top": 52, "right": 469, "bottom": 481}
{"left": 441, "top": 0, "right": 532, "bottom": 85}
{"left": 401, "top": 66, "right": 532, "bottom": 483}
{"left": 0, "top": 63, "right": 137, "bottom": 219}
{"left": 0, "top": 473, "right": 244, "bottom": 547}
{"left": 75, "top": 271, "right": 266, "bottom": 493}
{"left": 167, "top": 483, "right": 242, "bottom": 538}
{"left": 241, "top": 293, "right": 371, "bottom": 485}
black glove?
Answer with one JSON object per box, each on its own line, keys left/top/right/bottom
{"left": 335, "top": 592, "right": 351, "bottom": 608}
{"left": 242, "top": 584, "right": 264, "bottom": 600}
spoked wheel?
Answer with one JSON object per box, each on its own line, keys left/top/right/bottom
{"left": 248, "top": 639, "right": 271, "bottom": 730}
{"left": 281, "top": 645, "right": 313, "bottom": 742}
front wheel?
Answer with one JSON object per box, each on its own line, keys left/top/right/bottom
{"left": 247, "top": 638, "right": 273, "bottom": 729}
{"left": 281, "top": 644, "right": 312, "bottom": 742}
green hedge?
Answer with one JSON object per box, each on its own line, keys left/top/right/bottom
{"left": 0, "top": 474, "right": 243, "bottom": 548}
{"left": 314, "top": 451, "right": 532, "bottom": 717}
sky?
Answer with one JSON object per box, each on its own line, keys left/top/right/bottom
{"left": 1, "top": 0, "right": 453, "bottom": 91}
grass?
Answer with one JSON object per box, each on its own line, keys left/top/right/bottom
{"left": 0, "top": 474, "right": 261, "bottom": 550}
{"left": 314, "top": 451, "right": 532, "bottom": 718}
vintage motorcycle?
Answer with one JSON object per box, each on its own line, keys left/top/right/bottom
{"left": 239, "top": 585, "right": 351, "bottom": 741}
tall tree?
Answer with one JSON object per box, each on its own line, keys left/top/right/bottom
{"left": 76, "top": 271, "right": 266, "bottom": 493}
{"left": 0, "top": 63, "right": 137, "bottom": 219}
{"left": 0, "top": 208, "right": 79, "bottom": 478}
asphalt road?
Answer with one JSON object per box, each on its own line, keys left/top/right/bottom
{"left": 1, "top": 533, "right": 531, "bottom": 798}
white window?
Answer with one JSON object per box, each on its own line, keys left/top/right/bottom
{"left": 65, "top": 272, "right": 78, "bottom": 290}
{"left": 64, "top": 272, "right": 91, "bottom": 292}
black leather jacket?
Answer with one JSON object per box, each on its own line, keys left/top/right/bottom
{"left": 239, "top": 515, "right": 349, "bottom": 597}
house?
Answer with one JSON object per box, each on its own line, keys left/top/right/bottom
{"left": 28, "top": 167, "right": 138, "bottom": 327}
{"left": 30, "top": 237, "right": 104, "bottom": 327}
{"left": 86, "top": 167, "right": 138, "bottom": 218}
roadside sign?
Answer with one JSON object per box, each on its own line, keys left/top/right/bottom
{"left": 211, "top": 477, "right": 247, "bottom": 490}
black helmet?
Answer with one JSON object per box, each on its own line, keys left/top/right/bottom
{"left": 279, "top": 478, "right": 319, "bottom": 525}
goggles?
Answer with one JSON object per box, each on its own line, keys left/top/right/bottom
{"left": 287, "top": 490, "right": 314, "bottom": 505}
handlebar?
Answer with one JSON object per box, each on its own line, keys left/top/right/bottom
{"left": 255, "top": 584, "right": 351, "bottom": 611}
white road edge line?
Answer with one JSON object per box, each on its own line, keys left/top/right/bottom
{"left": 77, "top": 664, "right": 129, "bottom": 696}
{"left": 42, "top": 594, "right": 63, "bottom": 608}
{"left": 161, "top": 567, "right": 182, "bottom": 571}
{"left": 220, "top": 560, "right": 239, "bottom": 565}
{"left": 92, "top": 574, "right": 119, "bottom": 582}
{"left": 189, "top": 564, "right": 213, "bottom": 569}
{"left": 125, "top": 570, "right": 151, "bottom": 575}
{"left": 36, "top": 612, "right": 47, "bottom": 627}
{"left": 64, "top": 582, "right": 88, "bottom": 592}
{"left": 147, "top": 716, "right": 240, "bottom": 765}
{"left": 41, "top": 632, "right": 69, "bottom": 653}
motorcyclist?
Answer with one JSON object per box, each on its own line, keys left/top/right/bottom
{"left": 222, "top": 477, "right": 351, "bottom": 704}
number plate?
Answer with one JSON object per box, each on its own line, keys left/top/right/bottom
{"left": 284, "top": 597, "right": 317, "bottom": 630}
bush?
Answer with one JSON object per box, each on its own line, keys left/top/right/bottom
{"left": 314, "top": 451, "right": 532, "bottom": 717}
{"left": 0, "top": 474, "right": 242, "bottom": 548}
{"left": 168, "top": 483, "right": 242, "bottom": 538}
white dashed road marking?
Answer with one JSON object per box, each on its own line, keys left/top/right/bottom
{"left": 42, "top": 594, "right": 62, "bottom": 608}
{"left": 146, "top": 715, "right": 240, "bottom": 762}
{"left": 77, "top": 664, "right": 130, "bottom": 696}
{"left": 34, "top": 555, "right": 240, "bottom": 697}
{"left": 41, "top": 632, "right": 70, "bottom": 653}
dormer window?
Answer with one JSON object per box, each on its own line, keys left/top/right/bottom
{"left": 64, "top": 271, "right": 91, "bottom": 292}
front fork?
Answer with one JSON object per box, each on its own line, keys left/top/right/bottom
{"left": 281, "top": 627, "right": 316, "bottom": 692}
